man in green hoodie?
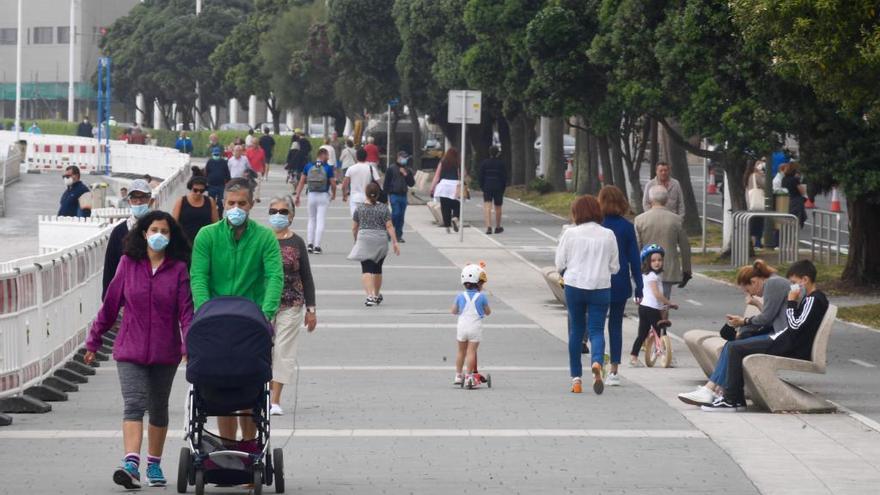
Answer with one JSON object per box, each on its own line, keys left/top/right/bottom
{"left": 190, "top": 177, "right": 283, "bottom": 440}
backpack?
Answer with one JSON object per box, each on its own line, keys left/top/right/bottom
{"left": 307, "top": 163, "right": 329, "bottom": 192}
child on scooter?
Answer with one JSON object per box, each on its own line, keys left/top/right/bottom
{"left": 452, "top": 264, "right": 491, "bottom": 388}
{"left": 630, "top": 244, "right": 678, "bottom": 367}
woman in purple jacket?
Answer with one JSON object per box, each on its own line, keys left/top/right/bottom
{"left": 85, "top": 210, "right": 193, "bottom": 490}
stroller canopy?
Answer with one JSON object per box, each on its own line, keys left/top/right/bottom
{"left": 186, "top": 296, "right": 273, "bottom": 388}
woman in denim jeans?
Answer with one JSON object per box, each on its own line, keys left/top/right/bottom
{"left": 555, "top": 195, "right": 620, "bottom": 395}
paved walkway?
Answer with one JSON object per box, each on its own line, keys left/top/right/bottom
{"left": 0, "top": 170, "right": 761, "bottom": 494}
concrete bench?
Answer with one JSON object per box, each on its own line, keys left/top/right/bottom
{"left": 541, "top": 267, "right": 566, "bottom": 305}
{"left": 684, "top": 304, "right": 760, "bottom": 377}
{"left": 743, "top": 304, "right": 838, "bottom": 413}
{"left": 426, "top": 201, "right": 443, "bottom": 225}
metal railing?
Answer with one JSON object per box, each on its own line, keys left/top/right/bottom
{"left": 810, "top": 210, "right": 843, "bottom": 265}
{"left": 0, "top": 145, "right": 22, "bottom": 217}
{"left": 731, "top": 211, "right": 799, "bottom": 268}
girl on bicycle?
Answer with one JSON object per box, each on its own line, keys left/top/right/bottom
{"left": 630, "top": 244, "right": 678, "bottom": 367}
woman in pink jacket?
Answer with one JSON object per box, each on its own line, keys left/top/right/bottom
{"left": 85, "top": 210, "right": 193, "bottom": 490}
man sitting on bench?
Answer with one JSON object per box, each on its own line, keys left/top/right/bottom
{"left": 701, "top": 260, "right": 830, "bottom": 412}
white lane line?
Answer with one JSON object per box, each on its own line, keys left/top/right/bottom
{"left": 0, "top": 429, "right": 705, "bottom": 440}
{"left": 473, "top": 229, "right": 544, "bottom": 274}
{"left": 530, "top": 227, "right": 558, "bottom": 243}
{"left": 849, "top": 359, "right": 877, "bottom": 368}
{"left": 311, "top": 264, "right": 456, "bottom": 270}
{"left": 317, "top": 290, "right": 458, "bottom": 296}
{"left": 319, "top": 323, "right": 540, "bottom": 329}
{"left": 685, "top": 299, "right": 704, "bottom": 307}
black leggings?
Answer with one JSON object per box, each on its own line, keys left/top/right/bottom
{"left": 439, "top": 197, "right": 460, "bottom": 227}
{"left": 361, "top": 257, "right": 385, "bottom": 274}
{"left": 631, "top": 305, "right": 663, "bottom": 357}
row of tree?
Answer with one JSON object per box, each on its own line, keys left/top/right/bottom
{"left": 102, "top": 0, "right": 878, "bottom": 285}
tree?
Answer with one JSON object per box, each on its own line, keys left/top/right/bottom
{"left": 733, "top": 0, "right": 880, "bottom": 285}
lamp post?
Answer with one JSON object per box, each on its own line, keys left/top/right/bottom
{"left": 67, "top": 0, "right": 76, "bottom": 122}
{"left": 14, "top": 0, "right": 23, "bottom": 140}
{"left": 193, "top": 0, "right": 202, "bottom": 131}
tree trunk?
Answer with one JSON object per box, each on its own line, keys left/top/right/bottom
{"left": 723, "top": 155, "right": 748, "bottom": 212}
{"left": 587, "top": 133, "right": 601, "bottom": 195}
{"left": 663, "top": 120, "right": 701, "bottom": 234}
{"left": 842, "top": 194, "right": 880, "bottom": 285}
{"left": 507, "top": 114, "right": 525, "bottom": 185}
{"left": 575, "top": 121, "right": 590, "bottom": 195}
{"left": 498, "top": 116, "right": 512, "bottom": 186}
{"left": 523, "top": 115, "right": 537, "bottom": 184}
{"left": 598, "top": 135, "right": 613, "bottom": 187}
{"left": 268, "top": 97, "right": 281, "bottom": 136}
{"left": 410, "top": 106, "right": 422, "bottom": 170}
{"left": 611, "top": 139, "right": 627, "bottom": 196}
{"left": 545, "top": 117, "right": 566, "bottom": 191}
{"left": 649, "top": 117, "right": 660, "bottom": 175}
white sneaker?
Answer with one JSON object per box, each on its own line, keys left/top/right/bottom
{"left": 629, "top": 359, "right": 644, "bottom": 368}
{"left": 606, "top": 372, "right": 621, "bottom": 386}
{"left": 453, "top": 374, "right": 463, "bottom": 386}
{"left": 270, "top": 404, "right": 284, "bottom": 416}
{"left": 678, "top": 386, "right": 715, "bottom": 407}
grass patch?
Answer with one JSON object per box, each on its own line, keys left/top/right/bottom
{"left": 689, "top": 222, "right": 723, "bottom": 248}
{"left": 838, "top": 304, "right": 880, "bottom": 329}
{"left": 506, "top": 185, "right": 575, "bottom": 218}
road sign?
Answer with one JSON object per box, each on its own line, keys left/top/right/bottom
{"left": 448, "top": 90, "right": 481, "bottom": 124}
{"left": 388, "top": 97, "right": 400, "bottom": 107}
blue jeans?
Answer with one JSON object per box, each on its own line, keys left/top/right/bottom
{"left": 709, "top": 334, "right": 771, "bottom": 388}
{"left": 389, "top": 194, "right": 408, "bottom": 240}
{"left": 565, "top": 286, "right": 610, "bottom": 377}
{"left": 606, "top": 300, "right": 626, "bottom": 365}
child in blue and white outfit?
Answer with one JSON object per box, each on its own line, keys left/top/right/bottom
{"left": 452, "top": 264, "right": 492, "bottom": 388}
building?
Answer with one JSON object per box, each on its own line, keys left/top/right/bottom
{"left": 0, "top": 0, "right": 139, "bottom": 122}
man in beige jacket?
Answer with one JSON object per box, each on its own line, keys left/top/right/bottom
{"left": 635, "top": 185, "right": 693, "bottom": 298}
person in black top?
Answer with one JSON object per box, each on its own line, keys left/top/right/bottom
{"left": 76, "top": 116, "right": 93, "bottom": 138}
{"left": 205, "top": 151, "right": 230, "bottom": 215}
{"left": 702, "top": 260, "right": 829, "bottom": 412}
{"left": 259, "top": 127, "right": 276, "bottom": 179}
{"left": 384, "top": 150, "right": 416, "bottom": 242}
{"left": 58, "top": 166, "right": 92, "bottom": 217}
{"left": 299, "top": 133, "right": 312, "bottom": 162}
{"left": 478, "top": 146, "right": 508, "bottom": 235}
{"left": 172, "top": 174, "right": 219, "bottom": 247}
{"left": 102, "top": 179, "right": 153, "bottom": 299}
{"left": 781, "top": 161, "right": 808, "bottom": 228}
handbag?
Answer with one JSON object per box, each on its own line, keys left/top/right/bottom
{"left": 747, "top": 173, "right": 766, "bottom": 211}
{"left": 370, "top": 165, "right": 388, "bottom": 204}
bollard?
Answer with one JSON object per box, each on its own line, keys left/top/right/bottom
{"left": 55, "top": 368, "right": 88, "bottom": 384}
{"left": 24, "top": 384, "right": 68, "bottom": 402}
{"left": 65, "top": 360, "right": 96, "bottom": 376}
{"left": 0, "top": 413, "right": 11, "bottom": 426}
{"left": 0, "top": 395, "right": 52, "bottom": 414}
{"left": 43, "top": 375, "right": 79, "bottom": 393}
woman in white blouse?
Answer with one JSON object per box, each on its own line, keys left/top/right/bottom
{"left": 555, "top": 195, "right": 620, "bottom": 395}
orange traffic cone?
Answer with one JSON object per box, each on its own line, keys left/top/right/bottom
{"left": 707, "top": 171, "right": 717, "bottom": 194}
{"left": 804, "top": 197, "right": 815, "bottom": 209}
{"left": 830, "top": 187, "right": 841, "bottom": 212}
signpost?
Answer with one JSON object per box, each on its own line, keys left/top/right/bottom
{"left": 447, "top": 90, "right": 481, "bottom": 242}
{"left": 387, "top": 97, "right": 399, "bottom": 169}
{"left": 96, "top": 57, "right": 111, "bottom": 174}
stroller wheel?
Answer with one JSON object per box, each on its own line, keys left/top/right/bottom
{"left": 194, "top": 470, "right": 205, "bottom": 495}
{"left": 273, "top": 448, "right": 285, "bottom": 493}
{"left": 176, "top": 447, "right": 191, "bottom": 493}
{"left": 486, "top": 374, "right": 492, "bottom": 388}
{"left": 253, "top": 469, "right": 263, "bottom": 495}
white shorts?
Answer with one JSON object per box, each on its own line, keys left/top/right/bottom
{"left": 456, "top": 321, "right": 483, "bottom": 343}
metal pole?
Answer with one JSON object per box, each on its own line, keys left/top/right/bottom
{"left": 459, "top": 93, "right": 467, "bottom": 243}
{"left": 105, "top": 58, "right": 111, "bottom": 174}
{"left": 193, "top": 0, "right": 202, "bottom": 131}
{"left": 67, "top": 0, "right": 76, "bottom": 122}
{"left": 14, "top": 0, "right": 23, "bottom": 141}
{"left": 386, "top": 104, "right": 391, "bottom": 169}
{"left": 701, "top": 139, "right": 707, "bottom": 254}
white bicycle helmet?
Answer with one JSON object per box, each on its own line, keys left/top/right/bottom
{"left": 460, "top": 263, "right": 488, "bottom": 285}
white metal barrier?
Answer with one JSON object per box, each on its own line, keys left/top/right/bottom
{"left": 1, "top": 145, "right": 23, "bottom": 217}
{"left": 731, "top": 211, "right": 799, "bottom": 267}
{"left": 38, "top": 216, "right": 115, "bottom": 254}
{"left": 0, "top": 133, "right": 192, "bottom": 402}
{"left": 810, "top": 210, "right": 843, "bottom": 265}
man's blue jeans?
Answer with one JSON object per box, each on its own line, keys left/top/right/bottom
{"left": 709, "top": 334, "right": 771, "bottom": 387}
{"left": 565, "top": 286, "right": 610, "bottom": 377}
{"left": 389, "top": 194, "right": 408, "bottom": 240}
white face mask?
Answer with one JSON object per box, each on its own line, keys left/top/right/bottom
{"left": 63, "top": 177, "right": 74, "bottom": 186}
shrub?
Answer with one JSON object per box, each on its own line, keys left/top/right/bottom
{"left": 529, "top": 177, "right": 553, "bottom": 194}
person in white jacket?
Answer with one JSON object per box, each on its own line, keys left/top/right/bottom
{"left": 555, "top": 195, "right": 620, "bottom": 396}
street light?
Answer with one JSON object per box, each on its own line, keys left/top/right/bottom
{"left": 14, "top": 0, "right": 23, "bottom": 140}
{"left": 68, "top": 0, "right": 76, "bottom": 122}
{"left": 194, "top": 0, "right": 202, "bottom": 130}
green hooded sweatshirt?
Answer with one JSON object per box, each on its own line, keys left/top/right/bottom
{"left": 190, "top": 218, "right": 283, "bottom": 321}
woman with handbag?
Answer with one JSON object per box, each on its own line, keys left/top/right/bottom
{"left": 430, "top": 148, "right": 466, "bottom": 233}
{"left": 744, "top": 160, "right": 767, "bottom": 248}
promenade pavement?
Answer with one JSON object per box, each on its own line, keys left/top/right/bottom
{"left": 0, "top": 169, "right": 759, "bottom": 494}
{"left": 2, "top": 169, "right": 878, "bottom": 494}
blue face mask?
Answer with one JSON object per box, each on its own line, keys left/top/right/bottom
{"left": 130, "top": 204, "right": 150, "bottom": 219}
{"left": 225, "top": 207, "right": 248, "bottom": 226}
{"left": 147, "top": 233, "right": 169, "bottom": 252}
{"left": 269, "top": 213, "right": 290, "bottom": 231}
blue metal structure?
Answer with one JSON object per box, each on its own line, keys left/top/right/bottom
{"left": 96, "top": 57, "right": 112, "bottom": 175}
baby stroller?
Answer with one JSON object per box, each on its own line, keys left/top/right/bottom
{"left": 177, "top": 296, "right": 285, "bottom": 494}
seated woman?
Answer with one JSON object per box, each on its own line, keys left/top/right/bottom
{"left": 678, "top": 260, "right": 790, "bottom": 407}
{"left": 702, "top": 260, "right": 829, "bottom": 412}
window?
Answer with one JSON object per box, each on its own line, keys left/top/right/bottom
{"left": 33, "top": 26, "right": 53, "bottom": 44}
{"left": 57, "top": 26, "right": 70, "bottom": 44}
{"left": 0, "top": 28, "right": 16, "bottom": 45}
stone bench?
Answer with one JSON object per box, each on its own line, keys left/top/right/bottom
{"left": 426, "top": 200, "right": 443, "bottom": 225}
{"left": 684, "top": 304, "right": 761, "bottom": 377}
{"left": 743, "top": 304, "right": 838, "bottom": 413}
{"left": 541, "top": 267, "right": 566, "bottom": 306}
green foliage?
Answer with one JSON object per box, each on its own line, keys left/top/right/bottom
{"left": 528, "top": 177, "right": 553, "bottom": 194}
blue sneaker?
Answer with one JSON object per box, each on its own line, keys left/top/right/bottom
{"left": 113, "top": 461, "right": 141, "bottom": 490}
{"left": 146, "top": 462, "right": 167, "bottom": 487}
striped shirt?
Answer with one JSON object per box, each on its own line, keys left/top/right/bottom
{"left": 768, "top": 290, "right": 830, "bottom": 360}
